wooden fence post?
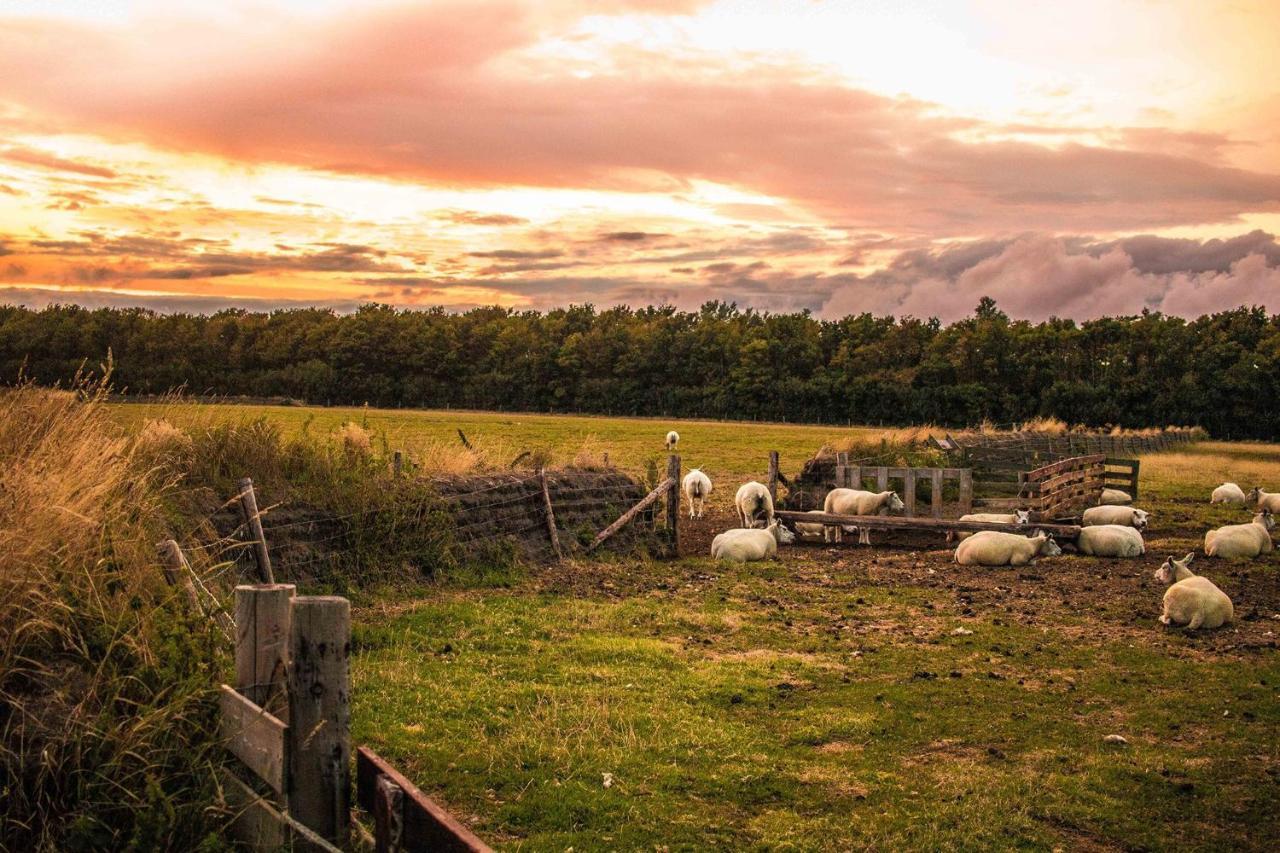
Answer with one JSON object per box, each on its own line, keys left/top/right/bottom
{"left": 288, "top": 596, "right": 352, "bottom": 847}
{"left": 158, "top": 539, "right": 234, "bottom": 640}
{"left": 902, "top": 470, "right": 916, "bottom": 518}
{"left": 767, "top": 451, "right": 780, "bottom": 504}
{"left": 238, "top": 477, "right": 275, "bottom": 584}
{"left": 1130, "top": 459, "right": 1141, "bottom": 501}
{"left": 392, "top": 450, "right": 402, "bottom": 478}
{"left": 931, "top": 468, "right": 944, "bottom": 519}
{"left": 835, "top": 452, "right": 848, "bottom": 489}
{"left": 236, "top": 584, "right": 295, "bottom": 718}
{"left": 666, "top": 454, "right": 681, "bottom": 557}
{"left": 538, "top": 467, "right": 563, "bottom": 560}
{"left": 958, "top": 469, "right": 973, "bottom": 515}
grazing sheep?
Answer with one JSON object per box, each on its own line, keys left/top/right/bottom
{"left": 947, "top": 509, "right": 1031, "bottom": 543}
{"left": 1081, "top": 505, "right": 1149, "bottom": 530}
{"left": 734, "top": 481, "right": 775, "bottom": 529}
{"left": 710, "top": 520, "right": 796, "bottom": 562}
{"left": 682, "top": 469, "right": 712, "bottom": 519}
{"left": 1155, "top": 553, "right": 1233, "bottom": 630}
{"left": 1211, "top": 482, "right": 1247, "bottom": 504}
{"left": 954, "top": 530, "right": 1062, "bottom": 567}
{"left": 793, "top": 509, "right": 858, "bottom": 541}
{"left": 1076, "top": 524, "right": 1145, "bottom": 558}
{"left": 1099, "top": 488, "right": 1132, "bottom": 505}
{"left": 822, "top": 488, "right": 905, "bottom": 544}
{"left": 1245, "top": 487, "right": 1280, "bottom": 514}
{"left": 1204, "top": 511, "right": 1275, "bottom": 559}
{"left": 665, "top": 430, "right": 680, "bottom": 450}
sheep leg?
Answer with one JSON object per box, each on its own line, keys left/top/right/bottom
{"left": 858, "top": 527, "right": 870, "bottom": 546}
{"left": 1186, "top": 612, "right": 1205, "bottom": 630}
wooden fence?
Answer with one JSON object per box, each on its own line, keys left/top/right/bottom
{"left": 933, "top": 427, "right": 1198, "bottom": 467}
{"left": 831, "top": 452, "right": 973, "bottom": 518}
{"left": 972, "top": 454, "right": 1105, "bottom": 519}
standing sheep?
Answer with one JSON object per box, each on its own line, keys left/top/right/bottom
{"left": 710, "top": 520, "right": 796, "bottom": 562}
{"left": 1155, "top": 553, "right": 1233, "bottom": 630}
{"left": 947, "top": 509, "right": 1031, "bottom": 543}
{"left": 734, "top": 481, "right": 775, "bottom": 529}
{"left": 665, "top": 430, "right": 680, "bottom": 450}
{"left": 1081, "top": 506, "right": 1149, "bottom": 530}
{"left": 1204, "top": 511, "right": 1275, "bottom": 559}
{"left": 682, "top": 469, "right": 712, "bottom": 519}
{"left": 954, "top": 530, "right": 1062, "bottom": 567}
{"left": 1211, "top": 482, "right": 1247, "bottom": 504}
{"left": 822, "top": 488, "right": 905, "bottom": 544}
{"left": 1076, "top": 524, "right": 1145, "bottom": 557}
{"left": 1245, "top": 487, "right": 1280, "bottom": 514}
{"left": 1099, "top": 488, "right": 1132, "bottom": 505}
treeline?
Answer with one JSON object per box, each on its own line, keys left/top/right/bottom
{"left": 2, "top": 298, "right": 1277, "bottom": 439}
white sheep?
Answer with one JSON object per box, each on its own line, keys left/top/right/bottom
{"left": 793, "top": 510, "right": 857, "bottom": 541}
{"left": 1211, "top": 482, "right": 1247, "bottom": 504}
{"left": 665, "top": 430, "right": 680, "bottom": 450}
{"left": 734, "top": 481, "right": 775, "bottom": 529}
{"left": 710, "top": 520, "right": 796, "bottom": 562}
{"left": 682, "top": 469, "right": 712, "bottom": 519}
{"left": 1204, "top": 511, "right": 1275, "bottom": 559}
{"left": 1076, "top": 524, "right": 1145, "bottom": 557}
{"left": 1081, "top": 505, "right": 1149, "bottom": 530}
{"left": 947, "top": 509, "right": 1031, "bottom": 543}
{"left": 1155, "top": 553, "right": 1233, "bottom": 630}
{"left": 1245, "top": 487, "right": 1280, "bottom": 514}
{"left": 822, "top": 488, "right": 905, "bottom": 544}
{"left": 954, "top": 530, "right": 1062, "bottom": 567}
{"left": 1099, "top": 488, "right": 1132, "bottom": 505}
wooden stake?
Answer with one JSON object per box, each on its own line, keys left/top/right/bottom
{"left": 235, "top": 584, "right": 295, "bottom": 718}
{"left": 666, "top": 454, "right": 681, "bottom": 557}
{"left": 767, "top": 451, "right": 779, "bottom": 504}
{"left": 288, "top": 596, "right": 352, "bottom": 846}
{"left": 392, "top": 450, "right": 402, "bottom": 478}
{"left": 158, "top": 539, "right": 234, "bottom": 640}
{"left": 538, "top": 467, "right": 563, "bottom": 560}
{"left": 586, "top": 477, "right": 675, "bottom": 553}
{"left": 238, "top": 477, "right": 275, "bottom": 584}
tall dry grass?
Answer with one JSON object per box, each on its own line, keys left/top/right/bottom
{"left": 0, "top": 380, "right": 223, "bottom": 849}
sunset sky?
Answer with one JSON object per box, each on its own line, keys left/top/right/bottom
{"left": 1, "top": 0, "right": 1279, "bottom": 321}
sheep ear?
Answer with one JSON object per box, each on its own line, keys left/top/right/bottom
{"left": 1182, "top": 552, "right": 1194, "bottom": 564}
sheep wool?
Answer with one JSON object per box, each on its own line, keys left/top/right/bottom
{"left": 822, "top": 488, "right": 905, "bottom": 544}
{"left": 682, "top": 469, "right": 712, "bottom": 519}
{"left": 1155, "top": 553, "right": 1233, "bottom": 630}
{"left": 954, "top": 531, "right": 1062, "bottom": 567}
{"left": 1076, "top": 524, "right": 1145, "bottom": 557}
{"left": 734, "top": 481, "right": 775, "bottom": 529}
{"left": 1081, "top": 505, "right": 1149, "bottom": 530}
{"left": 710, "top": 521, "right": 795, "bottom": 562}
{"left": 1204, "top": 512, "right": 1275, "bottom": 559}
{"left": 1210, "top": 483, "right": 1246, "bottom": 504}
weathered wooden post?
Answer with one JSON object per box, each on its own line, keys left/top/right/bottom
{"left": 235, "top": 584, "right": 295, "bottom": 718}
{"left": 158, "top": 539, "right": 234, "bottom": 639}
{"left": 667, "top": 454, "right": 681, "bottom": 557}
{"left": 835, "top": 452, "right": 848, "bottom": 490}
{"left": 902, "top": 470, "right": 916, "bottom": 517}
{"left": 958, "top": 469, "right": 974, "bottom": 515}
{"left": 767, "top": 451, "right": 780, "bottom": 504}
{"left": 930, "top": 468, "right": 944, "bottom": 519}
{"left": 392, "top": 450, "right": 402, "bottom": 478}
{"left": 288, "top": 596, "right": 352, "bottom": 846}
{"left": 238, "top": 477, "right": 275, "bottom": 584}
{"left": 538, "top": 467, "right": 563, "bottom": 560}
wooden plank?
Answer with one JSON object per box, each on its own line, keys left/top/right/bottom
{"left": 958, "top": 469, "right": 973, "bottom": 515}
{"left": 235, "top": 584, "right": 294, "bottom": 718}
{"left": 931, "top": 468, "right": 944, "bottom": 520}
{"left": 767, "top": 451, "right": 779, "bottom": 504}
{"left": 834, "top": 452, "right": 848, "bottom": 489}
{"left": 356, "top": 747, "right": 493, "bottom": 853}
{"left": 775, "top": 510, "right": 1079, "bottom": 539}
{"left": 586, "top": 477, "right": 675, "bottom": 552}
{"left": 219, "top": 684, "right": 289, "bottom": 797}
{"left": 902, "top": 470, "right": 916, "bottom": 518}
{"left": 876, "top": 467, "right": 889, "bottom": 492}
{"left": 221, "top": 769, "right": 344, "bottom": 853}
{"left": 289, "top": 596, "right": 352, "bottom": 845}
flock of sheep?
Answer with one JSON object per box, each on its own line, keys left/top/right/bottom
{"left": 671, "top": 429, "right": 1272, "bottom": 632}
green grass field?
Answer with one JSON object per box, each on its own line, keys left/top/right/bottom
{"left": 115, "top": 403, "right": 1280, "bottom": 851}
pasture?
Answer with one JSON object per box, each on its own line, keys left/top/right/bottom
{"left": 116, "top": 403, "right": 1280, "bottom": 850}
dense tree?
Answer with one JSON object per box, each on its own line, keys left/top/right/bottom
{"left": 2, "top": 300, "right": 1277, "bottom": 438}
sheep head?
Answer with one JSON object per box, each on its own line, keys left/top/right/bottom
{"left": 1037, "top": 533, "right": 1063, "bottom": 557}
{"left": 1156, "top": 552, "right": 1194, "bottom": 585}
{"left": 769, "top": 520, "right": 796, "bottom": 545}
{"left": 886, "top": 491, "right": 905, "bottom": 512}
{"left": 1132, "top": 509, "right": 1150, "bottom": 530}
{"left": 1247, "top": 486, "right": 1262, "bottom": 502}
{"left": 1014, "top": 509, "right": 1031, "bottom": 525}
{"left": 1257, "top": 509, "right": 1276, "bottom": 530}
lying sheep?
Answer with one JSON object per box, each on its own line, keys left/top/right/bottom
{"left": 1155, "top": 553, "right": 1233, "bottom": 630}
{"left": 682, "top": 468, "right": 712, "bottom": 519}
{"left": 822, "top": 488, "right": 905, "bottom": 544}
{"left": 793, "top": 509, "right": 857, "bottom": 541}
{"left": 1099, "top": 488, "right": 1132, "bottom": 505}
{"left": 735, "top": 481, "right": 775, "bottom": 529}
{"left": 1246, "top": 487, "right": 1280, "bottom": 514}
{"left": 1076, "top": 524, "right": 1145, "bottom": 557}
{"left": 665, "top": 430, "right": 680, "bottom": 450}
{"left": 954, "top": 530, "right": 1062, "bottom": 567}
{"left": 1211, "top": 482, "right": 1247, "bottom": 504}
{"left": 1081, "top": 505, "right": 1149, "bottom": 530}
{"left": 1204, "top": 511, "right": 1275, "bottom": 559}
{"left": 947, "top": 509, "right": 1031, "bottom": 543}
{"left": 710, "top": 520, "right": 795, "bottom": 562}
